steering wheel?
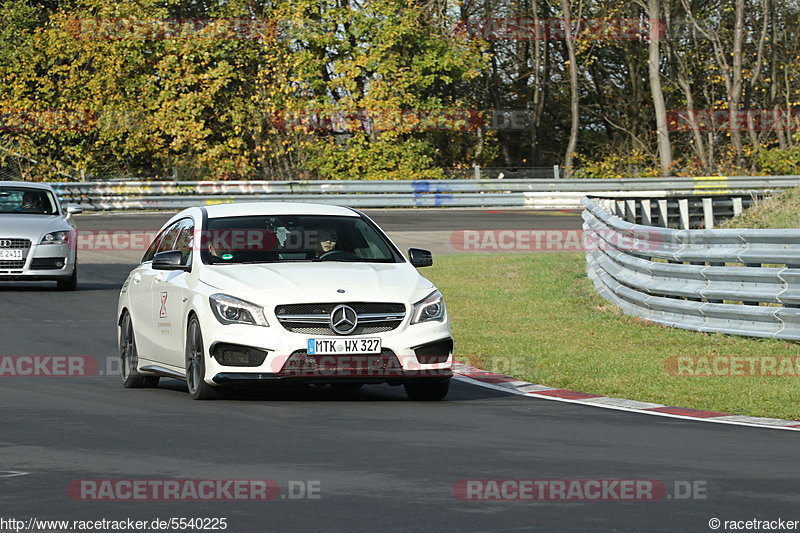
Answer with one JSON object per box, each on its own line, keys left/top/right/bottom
{"left": 318, "top": 250, "right": 357, "bottom": 261}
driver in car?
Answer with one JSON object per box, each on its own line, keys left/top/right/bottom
{"left": 16, "top": 191, "right": 41, "bottom": 212}
{"left": 315, "top": 228, "right": 338, "bottom": 257}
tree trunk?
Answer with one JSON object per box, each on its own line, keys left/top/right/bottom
{"left": 648, "top": 0, "right": 673, "bottom": 175}
{"left": 561, "top": 0, "right": 579, "bottom": 179}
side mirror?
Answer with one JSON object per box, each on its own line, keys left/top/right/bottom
{"left": 64, "top": 204, "right": 84, "bottom": 219}
{"left": 153, "top": 250, "right": 190, "bottom": 272}
{"left": 408, "top": 248, "right": 433, "bottom": 268}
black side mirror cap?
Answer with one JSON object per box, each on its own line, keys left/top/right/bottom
{"left": 408, "top": 248, "right": 433, "bottom": 268}
{"left": 153, "top": 250, "right": 190, "bottom": 271}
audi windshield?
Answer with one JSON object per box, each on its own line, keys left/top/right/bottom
{"left": 0, "top": 187, "right": 59, "bottom": 215}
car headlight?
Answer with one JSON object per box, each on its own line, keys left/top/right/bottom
{"left": 40, "top": 231, "right": 71, "bottom": 245}
{"left": 209, "top": 294, "right": 269, "bottom": 327}
{"left": 411, "top": 290, "right": 446, "bottom": 324}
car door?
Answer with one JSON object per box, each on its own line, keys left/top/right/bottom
{"left": 130, "top": 221, "right": 182, "bottom": 363}
{"left": 153, "top": 218, "right": 195, "bottom": 369}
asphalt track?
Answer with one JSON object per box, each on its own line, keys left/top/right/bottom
{"left": 1, "top": 210, "right": 798, "bottom": 533}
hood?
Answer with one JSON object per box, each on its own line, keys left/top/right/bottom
{"left": 0, "top": 215, "right": 71, "bottom": 241}
{"left": 199, "top": 261, "right": 435, "bottom": 307}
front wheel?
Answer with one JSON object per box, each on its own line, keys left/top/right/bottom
{"left": 185, "top": 317, "right": 220, "bottom": 400}
{"left": 119, "top": 312, "right": 160, "bottom": 389}
{"left": 404, "top": 379, "right": 450, "bottom": 401}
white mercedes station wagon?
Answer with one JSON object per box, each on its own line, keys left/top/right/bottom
{"left": 0, "top": 181, "right": 83, "bottom": 290}
{"left": 117, "top": 203, "right": 453, "bottom": 400}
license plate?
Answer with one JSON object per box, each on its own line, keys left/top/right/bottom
{"left": 307, "top": 338, "right": 381, "bottom": 355}
{"left": 0, "top": 249, "right": 22, "bottom": 260}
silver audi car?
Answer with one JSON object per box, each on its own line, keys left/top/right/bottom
{"left": 0, "top": 181, "right": 83, "bottom": 290}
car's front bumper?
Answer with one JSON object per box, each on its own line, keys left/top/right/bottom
{"left": 201, "top": 321, "right": 453, "bottom": 385}
{"left": 0, "top": 242, "right": 75, "bottom": 280}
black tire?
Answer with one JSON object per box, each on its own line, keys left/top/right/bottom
{"left": 119, "top": 312, "right": 160, "bottom": 389}
{"left": 185, "top": 317, "right": 220, "bottom": 400}
{"left": 56, "top": 263, "right": 78, "bottom": 291}
{"left": 404, "top": 379, "right": 450, "bottom": 401}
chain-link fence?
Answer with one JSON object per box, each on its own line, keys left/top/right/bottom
{"left": 443, "top": 166, "right": 560, "bottom": 179}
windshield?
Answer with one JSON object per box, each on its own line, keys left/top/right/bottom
{"left": 0, "top": 187, "right": 58, "bottom": 215}
{"left": 200, "top": 215, "right": 401, "bottom": 265}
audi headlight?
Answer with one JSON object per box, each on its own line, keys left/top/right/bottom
{"left": 209, "top": 294, "right": 269, "bottom": 327}
{"left": 411, "top": 290, "right": 446, "bottom": 324}
{"left": 40, "top": 231, "right": 71, "bottom": 245}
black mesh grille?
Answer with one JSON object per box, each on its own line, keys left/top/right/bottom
{"left": 280, "top": 324, "right": 399, "bottom": 335}
{"left": 212, "top": 344, "right": 268, "bottom": 367}
{"left": 0, "top": 238, "right": 31, "bottom": 269}
{"left": 276, "top": 302, "right": 405, "bottom": 315}
{"left": 279, "top": 349, "right": 403, "bottom": 377}
{"left": 275, "top": 302, "right": 406, "bottom": 335}
{"left": 414, "top": 339, "right": 453, "bottom": 364}
{"left": 0, "top": 239, "right": 31, "bottom": 249}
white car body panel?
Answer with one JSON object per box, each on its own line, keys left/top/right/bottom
{"left": 118, "top": 203, "right": 453, "bottom": 394}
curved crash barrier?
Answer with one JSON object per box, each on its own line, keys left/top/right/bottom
{"left": 582, "top": 196, "right": 800, "bottom": 341}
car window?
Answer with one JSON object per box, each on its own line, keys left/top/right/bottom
{"left": 200, "top": 214, "right": 401, "bottom": 265}
{"left": 156, "top": 222, "right": 182, "bottom": 255}
{"left": 173, "top": 219, "right": 194, "bottom": 266}
{"left": 141, "top": 220, "right": 182, "bottom": 263}
{"left": 0, "top": 187, "right": 58, "bottom": 215}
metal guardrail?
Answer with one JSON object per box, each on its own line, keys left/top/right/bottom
{"left": 45, "top": 175, "right": 800, "bottom": 210}
{"left": 583, "top": 196, "right": 800, "bottom": 341}
{"left": 591, "top": 195, "right": 762, "bottom": 229}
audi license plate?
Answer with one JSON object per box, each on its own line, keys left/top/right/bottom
{"left": 0, "top": 249, "right": 23, "bottom": 260}
{"left": 307, "top": 338, "right": 381, "bottom": 355}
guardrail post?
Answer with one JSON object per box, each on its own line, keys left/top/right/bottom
{"left": 702, "top": 197, "right": 714, "bottom": 229}
{"left": 473, "top": 164, "right": 481, "bottom": 180}
{"left": 732, "top": 197, "right": 743, "bottom": 217}
{"left": 657, "top": 199, "right": 669, "bottom": 227}
{"left": 553, "top": 165, "right": 560, "bottom": 179}
{"left": 641, "top": 199, "right": 653, "bottom": 225}
{"left": 678, "top": 199, "right": 690, "bottom": 229}
{"left": 625, "top": 200, "right": 637, "bottom": 223}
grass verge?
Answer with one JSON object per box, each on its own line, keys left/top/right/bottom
{"left": 722, "top": 187, "right": 800, "bottom": 228}
{"left": 425, "top": 252, "right": 800, "bottom": 420}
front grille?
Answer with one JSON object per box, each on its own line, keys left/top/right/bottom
{"left": 279, "top": 349, "right": 403, "bottom": 377}
{"left": 280, "top": 325, "right": 399, "bottom": 335}
{"left": 212, "top": 343, "right": 268, "bottom": 367}
{"left": 30, "top": 257, "right": 65, "bottom": 270}
{"left": 0, "top": 239, "right": 31, "bottom": 249}
{"left": 0, "top": 238, "right": 32, "bottom": 270}
{"left": 275, "top": 302, "right": 406, "bottom": 335}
